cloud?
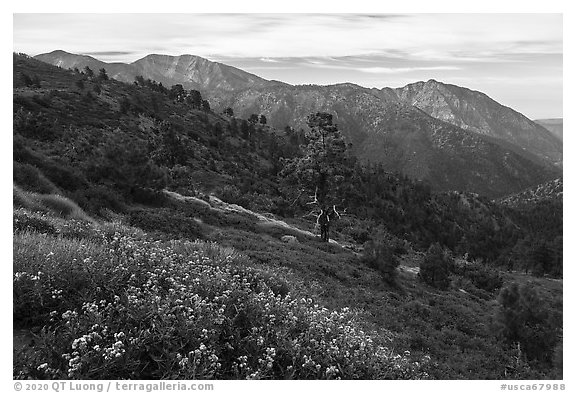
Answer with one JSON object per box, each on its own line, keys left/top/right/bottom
{"left": 243, "top": 65, "right": 296, "bottom": 71}
{"left": 358, "top": 66, "right": 461, "bottom": 74}
{"left": 81, "top": 51, "right": 134, "bottom": 56}
{"left": 14, "top": 14, "right": 562, "bottom": 62}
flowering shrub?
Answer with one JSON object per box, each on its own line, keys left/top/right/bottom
{"left": 14, "top": 217, "right": 430, "bottom": 380}
{"left": 13, "top": 209, "right": 57, "bottom": 235}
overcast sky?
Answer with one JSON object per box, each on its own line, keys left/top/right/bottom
{"left": 13, "top": 13, "right": 562, "bottom": 119}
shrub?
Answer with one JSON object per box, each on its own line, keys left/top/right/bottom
{"left": 13, "top": 162, "right": 61, "bottom": 194}
{"left": 131, "top": 187, "right": 168, "bottom": 207}
{"left": 13, "top": 108, "right": 55, "bottom": 140}
{"left": 14, "top": 185, "right": 34, "bottom": 209}
{"left": 35, "top": 194, "right": 93, "bottom": 222}
{"left": 340, "top": 217, "right": 372, "bottom": 244}
{"left": 13, "top": 186, "right": 93, "bottom": 222}
{"left": 454, "top": 263, "right": 503, "bottom": 292}
{"left": 362, "top": 239, "right": 400, "bottom": 285}
{"left": 13, "top": 146, "right": 88, "bottom": 192}
{"left": 215, "top": 185, "right": 252, "bottom": 209}
{"left": 419, "top": 243, "right": 451, "bottom": 290}
{"left": 495, "top": 282, "right": 562, "bottom": 365}
{"left": 71, "top": 185, "right": 126, "bottom": 215}
{"left": 13, "top": 209, "right": 57, "bottom": 235}
{"left": 128, "top": 208, "right": 203, "bottom": 239}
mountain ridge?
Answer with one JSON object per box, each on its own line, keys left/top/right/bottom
{"left": 33, "top": 50, "right": 561, "bottom": 197}
{"left": 391, "top": 79, "right": 562, "bottom": 166}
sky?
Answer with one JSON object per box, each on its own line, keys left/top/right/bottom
{"left": 13, "top": 13, "right": 563, "bottom": 119}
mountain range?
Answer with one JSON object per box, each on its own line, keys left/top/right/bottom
{"left": 34, "top": 50, "right": 562, "bottom": 198}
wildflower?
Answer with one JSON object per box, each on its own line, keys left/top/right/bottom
{"left": 114, "top": 332, "right": 125, "bottom": 340}
{"left": 178, "top": 356, "right": 188, "bottom": 368}
{"left": 325, "top": 365, "right": 339, "bottom": 378}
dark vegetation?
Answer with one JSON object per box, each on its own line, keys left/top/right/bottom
{"left": 13, "top": 53, "right": 562, "bottom": 379}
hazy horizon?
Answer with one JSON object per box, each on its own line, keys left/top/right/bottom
{"left": 14, "top": 13, "right": 563, "bottom": 119}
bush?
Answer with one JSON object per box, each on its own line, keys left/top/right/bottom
{"left": 13, "top": 162, "right": 61, "bottom": 194}
{"left": 13, "top": 209, "right": 57, "bottom": 235}
{"left": 13, "top": 108, "right": 55, "bottom": 140}
{"left": 128, "top": 208, "right": 203, "bottom": 239}
{"left": 71, "top": 186, "right": 126, "bottom": 215}
{"left": 35, "top": 194, "right": 93, "bottom": 222}
{"left": 14, "top": 185, "right": 34, "bottom": 209}
{"left": 495, "top": 282, "right": 562, "bottom": 365}
{"left": 362, "top": 239, "right": 400, "bottom": 285}
{"left": 419, "top": 243, "right": 451, "bottom": 290}
{"left": 340, "top": 217, "right": 372, "bottom": 244}
{"left": 131, "top": 187, "right": 168, "bottom": 207}
{"left": 13, "top": 186, "right": 93, "bottom": 222}
{"left": 454, "top": 263, "right": 503, "bottom": 292}
{"left": 216, "top": 185, "right": 252, "bottom": 209}
{"left": 16, "top": 152, "right": 87, "bottom": 192}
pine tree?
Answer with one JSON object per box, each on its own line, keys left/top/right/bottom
{"left": 363, "top": 238, "right": 400, "bottom": 285}
{"left": 280, "top": 112, "right": 351, "bottom": 242}
{"left": 83, "top": 66, "right": 94, "bottom": 78}
{"left": 496, "top": 282, "right": 561, "bottom": 364}
{"left": 98, "top": 68, "right": 109, "bottom": 80}
{"left": 419, "top": 243, "right": 451, "bottom": 289}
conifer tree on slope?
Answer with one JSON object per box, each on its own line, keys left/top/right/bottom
{"left": 281, "top": 112, "right": 352, "bottom": 242}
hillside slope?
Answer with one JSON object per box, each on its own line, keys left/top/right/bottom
{"left": 13, "top": 52, "right": 562, "bottom": 270}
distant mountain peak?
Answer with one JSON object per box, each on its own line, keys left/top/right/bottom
{"left": 35, "top": 50, "right": 270, "bottom": 92}
{"left": 393, "top": 79, "right": 562, "bottom": 166}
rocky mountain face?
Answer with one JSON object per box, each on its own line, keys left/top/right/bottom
{"left": 499, "top": 178, "right": 563, "bottom": 207}
{"left": 131, "top": 54, "right": 274, "bottom": 92}
{"left": 34, "top": 50, "right": 561, "bottom": 197}
{"left": 534, "top": 118, "right": 563, "bottom": 141}
{"left": 209, "top": 83, "right": 558, "bottom": 197}
{"left": 392, "top": 80, "right": 562, "bottom": 166}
